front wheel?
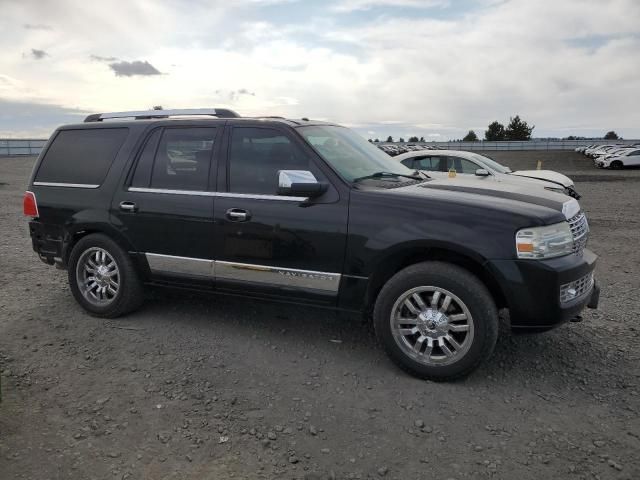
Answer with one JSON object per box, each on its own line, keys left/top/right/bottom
{"left": 610, "top": 160, "right": 623, "bottom": 169}
{"left": 374, "top": 261, "right": 498, "bottom": 381}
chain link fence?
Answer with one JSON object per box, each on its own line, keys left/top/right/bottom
{"left": 0, "top": 139, "right": 48, "bottom": 156}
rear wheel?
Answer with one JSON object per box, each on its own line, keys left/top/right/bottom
{"left": 374, "top": 261, "right": 498, "bottom": 381}
{"left": 68, "top": 233, "right": 143, "bottom": 318}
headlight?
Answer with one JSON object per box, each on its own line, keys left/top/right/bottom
{"left": 544, "top": 186, "right": 565, "bottom": 194}
{"left": 516, "top": 222, "right": 573, "bottom": 259}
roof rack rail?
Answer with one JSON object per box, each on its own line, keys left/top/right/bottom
{"left": 84, "top": 108, "right": 240, "bottom": 122}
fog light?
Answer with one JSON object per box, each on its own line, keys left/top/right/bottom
{"left": 560, "top": 273, "right": 594, "bottom": 305}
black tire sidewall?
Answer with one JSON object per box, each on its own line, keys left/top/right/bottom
{"left": 374, "top": 262, "right": 498, "bottom": 381}
{"left": 67, "top": 234, "right": 137, "bottom": 317}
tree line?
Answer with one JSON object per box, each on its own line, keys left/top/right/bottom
{"left": 368, "top": 115, "right": 534, "bottom": 143}
{"left": 369, "top": 115, "right": 620, "bottom": 143}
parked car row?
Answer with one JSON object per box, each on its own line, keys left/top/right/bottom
{"left": 575, "top": 143, "right": 640, "bottom": 169}
{"left": 377, "top": 143, "right": 435, "bottom": 156}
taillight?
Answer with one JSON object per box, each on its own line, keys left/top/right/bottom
{"left": 23, "top": 191, "right": 39, "bottom": 217}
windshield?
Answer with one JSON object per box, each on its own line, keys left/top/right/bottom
{"left": 298, "top": 125, "right": 415, "bottom": 182}
{"left": 468, "top": 152, "right": 512, "bottom": 174}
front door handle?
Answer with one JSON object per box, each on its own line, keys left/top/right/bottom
{"left": 226, "top": 208, "right": 251, "bottom": 222}
{"left": 120, "top": 201, "right": 138, "bottom": 212}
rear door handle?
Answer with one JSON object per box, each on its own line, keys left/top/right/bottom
{"left": 119, "top": 201, "right": 138, "bottom": 212}
{"left": 226, "top": 208, "right": 251, "bottom": 222}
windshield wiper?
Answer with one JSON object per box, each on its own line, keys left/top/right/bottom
{"left": 353, "top": 171, "right": 424, "bottom": 183}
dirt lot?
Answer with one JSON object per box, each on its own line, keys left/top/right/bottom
{"left": 1, "top": 151, "right": 639, "bottom": 480}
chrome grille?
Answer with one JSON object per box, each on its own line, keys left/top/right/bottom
{"left": 568, "top": 212, "right": 589, "bottom": 255}
{"left": 560, "top": 272, "right": 594, "bottom": 304}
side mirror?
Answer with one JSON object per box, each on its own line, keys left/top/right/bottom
{"left": 475, "top": 168, "right": 490, "bottom": 177}
{"left": 277, "top": 170, "right": 328, "bottom": 197}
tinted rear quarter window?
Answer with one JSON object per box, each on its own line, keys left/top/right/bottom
{"left": 130, "top": 129, "right": 162, "bottom": 188}
{"left": 35, "top": 128, "right": 128, "bottom": 185}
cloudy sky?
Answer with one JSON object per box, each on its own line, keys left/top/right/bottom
{"left": 1, "top": 0, "right": 639, "bottom": 140}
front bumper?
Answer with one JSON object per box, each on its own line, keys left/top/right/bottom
{"left": 486, "top": 249, "right": 598, "bottom": 332}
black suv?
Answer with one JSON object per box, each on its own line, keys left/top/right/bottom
{"left": 24, "top": 109, "right": 599, "bottom": 380}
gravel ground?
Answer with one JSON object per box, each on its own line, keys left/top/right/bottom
{"left": 1, "top": 151, "right": 639, "bottom": 480}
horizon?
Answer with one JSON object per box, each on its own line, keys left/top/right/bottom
{"left": 1, "top": 0, "right": 639, "bottom": 140}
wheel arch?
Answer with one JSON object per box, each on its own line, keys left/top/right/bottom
{"left": 365, "top": 243, "right": 507, "bottom": 313}
{"left": 610, "top": 159, "right": 624, "bottom": 168}
{"left": 62, "top": 223, "right": 136, "bottom": 268}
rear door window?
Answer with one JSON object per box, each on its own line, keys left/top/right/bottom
{"left": 130, "top": 127, "right": 217, "bottom": 191}
{"left": 35, "top": 128, "right": 128, "bottom": 185}
{"left": 151, "top": 128, "right": 216, "bottom": 191}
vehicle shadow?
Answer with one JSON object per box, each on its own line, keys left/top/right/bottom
{"left": 128, "top": 287, "right": 610, "bottom": 387}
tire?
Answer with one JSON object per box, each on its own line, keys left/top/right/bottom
{"left": 610, "top": 160, "right": 623, "bottom": 169}
{"left": 68, "top": 233, "right": 144, "bottom": 318}
{"left": 373, "top": 261, "right": 498, "bottom": 381}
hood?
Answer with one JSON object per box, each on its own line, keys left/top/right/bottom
{"left": 382, "top": 176, "right": 580, "bottom": 221}
{"left": 509, "top": 170, "right": 574, "bottom": 188}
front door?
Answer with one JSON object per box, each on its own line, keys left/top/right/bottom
{"left": 625, "top": 150, "right": 640, "bottom": 166}
{"left": 213, "top": 124, "right": 349, "bottom": 305}
{"left": 111, "top": 125, "right": 221, "bottom": 284}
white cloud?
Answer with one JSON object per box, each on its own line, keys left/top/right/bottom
{"left": 330, "top": 0, "right": 449, "bottom": 12}
{"left": 0, "top": 0, "right": 639, "bottom": 138}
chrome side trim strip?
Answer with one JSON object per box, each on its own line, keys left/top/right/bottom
{"left": 143, "top": 253, "right": 341, "bottom": 293}
{"left": 216, "top": 192, "right": 308, "bottom": 202}
{"left": 216, "top": 260, "right": 341, "bottom": 292}
{"left": 130, "top": 187, "right": 216, "bottom": 197}
{"left": 34, "top": 182, "right": 100, "bottom": 188}
{"left": 128, "top": 187, "right": 306, "bottom": 202}
{"left": 145, "top": 253, "right": 213, "bottom": 277}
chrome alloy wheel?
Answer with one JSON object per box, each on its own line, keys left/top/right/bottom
{"left": 76, "top": 247, "right": 120, "bottom": 306}
{"left": 390, "top": 286, "right": 474, "bottom": 366}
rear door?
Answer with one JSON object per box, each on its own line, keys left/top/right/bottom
{"left": 212, "top": 123, "right": 349, "bottom": 305}
{"left": 111, "top": 125, "right": 221, "bottom": 284}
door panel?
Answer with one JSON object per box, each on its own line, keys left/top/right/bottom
{"left": 213, "top": 125, "right": 348, "bottom": 304}
{"left": 626, "top": 151, "right": 640, "bottom": 166}
{"left": 115, "top": 190, "right": 214, "bottom": 260}
{"left": 111, "top": 126, "right": 220, "bottom": 283}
